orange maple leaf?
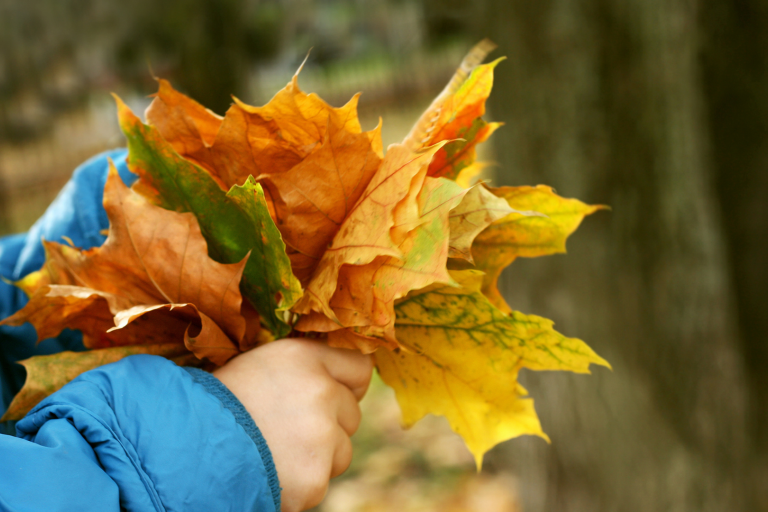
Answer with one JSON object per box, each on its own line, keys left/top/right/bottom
{"left": 1, "top": 162, "right": 254, "bottom": 365}
{"left": 145, "top": 76, "right": 383, "bottom": 285}
{"left": 404, "top": 39, "right": 500, "bottom": 180}
{"left": 291, "top": 143, "right": 445, "bottom": 329}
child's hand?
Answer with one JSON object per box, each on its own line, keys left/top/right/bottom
{"left": 213, "top": 338, "right": 374, "bottom": 512}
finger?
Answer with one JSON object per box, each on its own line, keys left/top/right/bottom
{"left": 335, "top": 382, "right": 362, "bottom": 435}
{"left": 315, "top": 343, "right": 374, "bottom": 400}
{"left": 330, "top": 429, "right": 353, "bottom": 478}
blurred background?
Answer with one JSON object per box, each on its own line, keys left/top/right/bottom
{"left": 1, "top": 0, "right": 766, "bottom": 510}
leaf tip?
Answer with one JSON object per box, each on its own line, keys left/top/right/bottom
{"left": 112, "top": 93, "right": 141, "bottom": 129}
{"left": 295, "top": 49, "right": 312, "bottom": 78}
{"left": 111, "top": 92, "right": 127, "bottom": 111}
{"left": 594, "top": 354, "right": 613, "bottom": 371}
{"left": 593, "top": 203, "right": 612, "bottom": 213}
{"left": 0, "top": 410, "right": 17, "bottom": 422}
{"left": 488, "top": 56, "right": 507, "bottom": 68}
{"left": 474, "top": 452, "right": 485, "bottom": 473}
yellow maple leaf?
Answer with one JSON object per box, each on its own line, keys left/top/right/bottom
{"left": 448, "top": 184, "right": 515, "bottom": 262}
{"left": 471, "top": 185, "right": 607, "bottom": 312}
{"left": 377, "top": 270, "right": 610, "bottom": 468}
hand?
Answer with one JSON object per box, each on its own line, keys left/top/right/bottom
{"left": 213, "top": 338, "right": 374, "bottom": 512}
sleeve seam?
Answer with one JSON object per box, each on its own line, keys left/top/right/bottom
{"left": 183, "top": 367, "right": 282, "bottom": 511}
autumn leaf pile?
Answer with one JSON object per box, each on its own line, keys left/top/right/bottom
{"left": 1, "top": 41, "right": 609, "bottom": 466}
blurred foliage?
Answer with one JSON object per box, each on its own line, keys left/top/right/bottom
{"left": 0, "top": 0, "right": 431, "bottom": 141}
{"left": 113, "top": 0, "right": 282, "bottom": 114}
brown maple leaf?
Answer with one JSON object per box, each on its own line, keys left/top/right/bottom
{"left": 1, "top": 162, "right": 255, "bottom": 364}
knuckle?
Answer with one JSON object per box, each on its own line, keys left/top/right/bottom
{"left": 308, "top": 375, "right": 336, "bottom": 403}
{"left": 273, "top": 337, "right": 316, "bottom": 355}
{"left": 332, "top": 435, "right": 353, "bottom": 478}
{"left": 348, "top": 403, "right": 362, "bottom": 433}
{"left": 301, "top": 470, "right": 330, "bottom": 509}
{"left": 312, "top": 417, "right": 337, "bottom": 444}
{"left": 351, "top": 355, "right": 374, "bottom": 393}
{"left": 279, "top": 338, "right": 312, "bottom": 358}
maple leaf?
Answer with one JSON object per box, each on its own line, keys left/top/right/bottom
{"left": 448, "top": 184, "right": 517, "bottom": 262}
{"left": 1, "top": 163, "right": 251, "bottom": 364}
{"left": 454, "top": 161, "right": 490, "bottom": 189}
{"left": 470, "top": 185, "right": 607, "bottom": 312}
{"left": 292, "top": 143, "right": 455, "bottom": 342}
{"left": 404, "top": 39, "right": 501, "bottom": 180}
{"left": 144, "top": 76, "right": 383, "bottom": 285}
{"left": 295, "top": 183, "right": 532, "bottom": 353}
{"left": 376, "top": 270, "right": 610, "bottom": 468}
{"left": 2, "top": 284, "right": 190, "bottom": 348}
{"left": 0, "top": 345, "right": 196, "bottom": 421}
{"left": 322, "top": 176, "right": 467, "bottom": 350}
{"left": 117, "top": 97, "right": 302, "bottom": 337}
{"left": 143, "top": 78, "right": 223, "bottom": 160}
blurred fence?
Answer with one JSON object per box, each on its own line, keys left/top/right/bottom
{"left": 0, "top": 102, "right": 124, "bottom": 234}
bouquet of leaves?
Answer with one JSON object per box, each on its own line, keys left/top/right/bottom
{"left": 2, "top": 40, "right": 608, "bottom": 467}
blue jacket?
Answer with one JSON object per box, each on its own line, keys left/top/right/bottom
{"left": 0, "top": 150, "right": 281, "bottom": 511}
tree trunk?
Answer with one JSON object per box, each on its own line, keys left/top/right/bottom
{"left": 699, "top": 1, "right": 768, "bottom": 507}
{"left": 438, "top": 0, "right": 755, "bottom": 509}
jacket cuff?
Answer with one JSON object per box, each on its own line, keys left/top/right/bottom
{"left": 184, "top": 367, "right": 281, "bottom": 510}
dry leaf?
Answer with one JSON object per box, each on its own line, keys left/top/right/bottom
{"left": 377, "top": 270, "right": 609, "bottom": 468}
{"left": 321, "top": 176, "right": 466, "bottom": 348}
{"left": 471, "top": 185, "right": 606, "bottom": 312}
{"left": 1, "top": 344, "right": 193, "bottom": 421}
{"left": 1, "top": 162, "right": 249, "bottom": 364}
{"left": 118, "top": 97, "right": 302, "bottom": 336}
{"left": 448, "top": 184, "right": 515, "bottom": 262}
{"left": 293, "top": 143, "right": 445, "bottom": 321}
{"left": 404, "top": 40, "right": 501, "bottom": 181}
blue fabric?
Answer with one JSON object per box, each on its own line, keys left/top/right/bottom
{"left": 0, "top": 148, "right": 136, "bottom": 420}
{"left": 184, "top": 367, "right": 282, "bottom": 510}
{"left": 1, "top": 355, "right": 278, "bottom": 512}
{"left": 0, "top": 151, "right": 281, "bottom": 511}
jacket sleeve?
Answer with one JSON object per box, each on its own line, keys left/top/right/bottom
{"left": 1, "top": 148, "right": 137, "bottom": 418}
{"left": 0, "top": 355, "right": 281, "bottom": 512}
{"left": 0, "top": 151, "right": 282, "bottom": 510}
